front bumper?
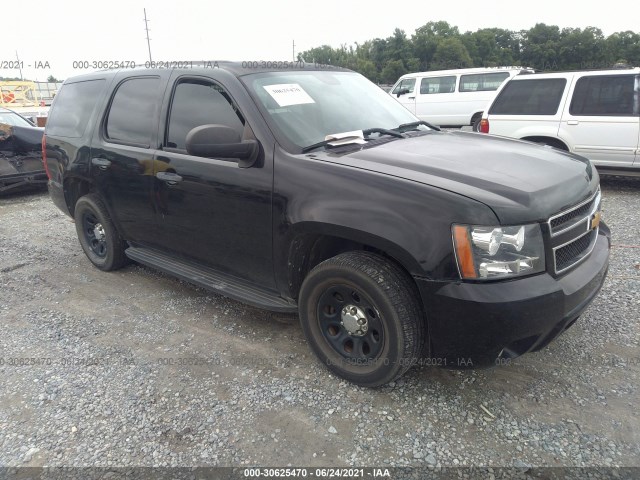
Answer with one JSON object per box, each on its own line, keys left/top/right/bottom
{"left": 416, "top": 222, "right": 610, "bottom": 367}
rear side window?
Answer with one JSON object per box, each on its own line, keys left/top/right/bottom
{"left": 570, "top": 75, "right": 637, "bottom": 116}
{"left": 489, "top": 78, "right": 567, "bottom": 115}
{"left": 166, "top": 81, "right": 245, "bottom": 150}
{"left": 420, "top": 76, "right": 456, "bottom": 94}
{"left": 459, "top": 72, "right": 510, "bottom": 92}
{"left": 46, "top": 80, "right": 105, "bottom": 137}
{"left": 105, "top": 77, "right": 162, "bottom": 146}
{"left": 391, "top": 78, "right": 415, "bottom": 95}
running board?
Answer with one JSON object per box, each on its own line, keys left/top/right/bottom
{"left": 125, "top": 247, "right": 297, "bottom": 313}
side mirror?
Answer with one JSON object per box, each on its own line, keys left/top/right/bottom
{"left": 185, "top": 124, "right": 259, "bottom": 168}
{"left": 396, "top": 88, "right": 410, "bottom": 97}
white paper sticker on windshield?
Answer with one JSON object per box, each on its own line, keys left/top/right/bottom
{"left": 263, "top": 84, "right": 315, "bottom": 107}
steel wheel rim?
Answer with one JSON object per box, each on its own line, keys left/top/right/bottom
{"left": 82, "top": 212, "right": 107, "bottom": 258}
{"left": 316, "top": 284, "right": 385, "bottom": 362}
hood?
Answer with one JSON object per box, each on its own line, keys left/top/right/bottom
{"left": 324, "top": 131, "right": 598, "bottom": 224}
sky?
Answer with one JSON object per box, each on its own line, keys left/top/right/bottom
{"left": 1, "top": 0, "right": 638, "bottom": 81}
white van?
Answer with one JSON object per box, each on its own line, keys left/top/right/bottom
{"left": 389, "top": 67, "right": 533, "bottom": 130}
{"left": 481, "top": 68, "right": 640, "bottom": 175}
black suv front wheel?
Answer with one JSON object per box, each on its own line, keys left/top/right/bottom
{"left": 299, "top": 252, "right": 425, "bottom": 387}
{"left": 74, "top": 194, "right": 128, "bottom": 271}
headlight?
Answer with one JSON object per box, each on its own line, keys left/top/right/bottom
{"left": 452, "top": 224, "right": 545, "bottom": 279}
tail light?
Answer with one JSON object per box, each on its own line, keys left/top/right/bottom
{"left": 42, "top": 135, "right": 52, "bottom": 179}
{"left": 479, "top": 119, "right": 490, "bottom": 134}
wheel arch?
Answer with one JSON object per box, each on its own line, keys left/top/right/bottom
{"left": 284, "top": 222, "right": 422, "bottom": 301}
{"left": 471, "top": 111, "right": 483, "bottom": 123}
{"left": 521, "top": 136, "right": 569, "bottom": 151}
{"left": 63, "top": 175, "right": 96, "bottom": 216}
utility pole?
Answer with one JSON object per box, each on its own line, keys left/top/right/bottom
{"left": 144, "top": 8, "right": 152, "bottom": 62}
{"left": 15, "top": 50, "right": 23, "bottom": 80}
{"left": 292, "top": 40, "right": 295, "bottom": 62}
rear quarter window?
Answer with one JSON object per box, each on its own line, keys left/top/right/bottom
{"left": 569, "top": 75, "right": 638, "bottom": 116}
{"left": 489, "top": 78, "right": 567, "bottom": 115}
{"left": 46, "top": 80, "right": 106, "bottom": 137}
{"left": 105, "top": 77, "right": 162, "bottom": 146}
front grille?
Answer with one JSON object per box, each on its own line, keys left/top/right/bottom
{"left": 550, "top": 196, "right": 597, "bottom": 233}
{"left": 548, "top": 187, "right": 601, "bottom": 274}
{"left": 554, "top": 229, "right": 597, "bottom": 272}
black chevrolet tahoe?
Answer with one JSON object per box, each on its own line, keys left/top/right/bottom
{"left": 44, "top": 62, "right": 610, "bottom": 387}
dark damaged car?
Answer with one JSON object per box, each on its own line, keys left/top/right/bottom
{"left": 0, "top": 107, "right": 46, "bottom": 194}
{"left": 44, "top": 63, "right": 610, "bottom": 387}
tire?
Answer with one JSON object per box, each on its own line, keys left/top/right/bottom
{"left": 298, "top": 252, "right": 425, "bottom": 387}
{"left": 471, "top": 116, "right": 482, "bottom": 132}
{"left": 74, "top": 194, "right": 129, "bottom": 271}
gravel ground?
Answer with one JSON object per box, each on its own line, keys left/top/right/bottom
{"left": 0, "top": 177, "right": 639, "bottom": 471}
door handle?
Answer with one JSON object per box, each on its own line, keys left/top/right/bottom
{"left": 567, "top": 120, "right": 579, "bottom": 125}
{"left": 156, "top": 171, "right": 183, "bottom": 184}
{"left": 408, "top": 96, "right": 415, "bottom": 100}
{"left": 91, "top": 158, "right": 111, "bottom": 170}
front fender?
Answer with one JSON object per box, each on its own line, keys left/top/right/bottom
{"left": 272, "top": 149, "right": 499, "bottom": 294}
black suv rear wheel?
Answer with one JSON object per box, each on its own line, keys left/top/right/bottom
{"left": 298, "top": 252, "right": 425, "bottom": 387}
{"left": 74, "top": 194, "right": 128, "bottom": 271}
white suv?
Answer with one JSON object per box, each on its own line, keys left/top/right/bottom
{"left": 480, "top": 68, "right": 640, "bottom": 175}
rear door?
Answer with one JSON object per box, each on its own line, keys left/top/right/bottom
{"left": 150, "top": 73, "right": 276, "bottom": 287}
{"left": 559, "top": 73, "right": 639, "bottom": 167}
{"left": 487, "top": 77, "right": 569, "bottom": 139}
{"left": 89, "top": 72, "right": 171, "bottom": 244}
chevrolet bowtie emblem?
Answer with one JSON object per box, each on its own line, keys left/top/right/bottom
{"left": 591, "top": 211, "right": 601, "bottom": 230}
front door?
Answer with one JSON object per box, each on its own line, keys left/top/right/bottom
{"left": 390, "top": 78, "right": 417, "bottom": 114}
{"left": 151, "top": 75, "right": 275, "bottom": 288}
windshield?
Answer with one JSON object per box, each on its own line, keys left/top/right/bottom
{"left": 243, "top": 71, "right": 423, "bottom": 152}
{"left": 0, "top": 111, "right": 33, "bottom": 127}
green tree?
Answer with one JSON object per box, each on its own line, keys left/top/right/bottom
{"left": 431, "top": 38, "right": 473, "bottom": 70}
{"left": 298, "top": 45, "right": 333, "bottom": 64}
{"left": 558, "top": 27, "right": 606, "bottom": 70}
{"left": 462, "top": 28, "right": 517, "bottom": 67}
{"left": 46, "top": 75, "right": 60, "bottom": 83}
{"left": 380, "top": 60, "right": 407, "bottom": 84}
{"left": 412, "top": 21, "right": 460, "bottom": 69}
{"left": 298, "top": 20, "right": 640, "bottom": 79}
{"left": 355, "top": 59, "right": 378, "bottom": 82}
{"left": 387, "top": 28, "right": 412, "bottom": 64}
{"left": 605, "top": 31, "right": 640, "bottom": 67}
{"left": 520, "top": 23, "right": 561, "bottom": 70}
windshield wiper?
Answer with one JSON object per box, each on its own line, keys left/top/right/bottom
{"left": 394, "top": 121, "right": 440, "bottom": 133}
{"left": 302, "top": 128, "right": 404, "bottom": 153}
{"left": 301, "top": 139, "right": 346, "bottom": 153}
{"left": 362, "top": 127, "right": 406, "bottom": 139}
